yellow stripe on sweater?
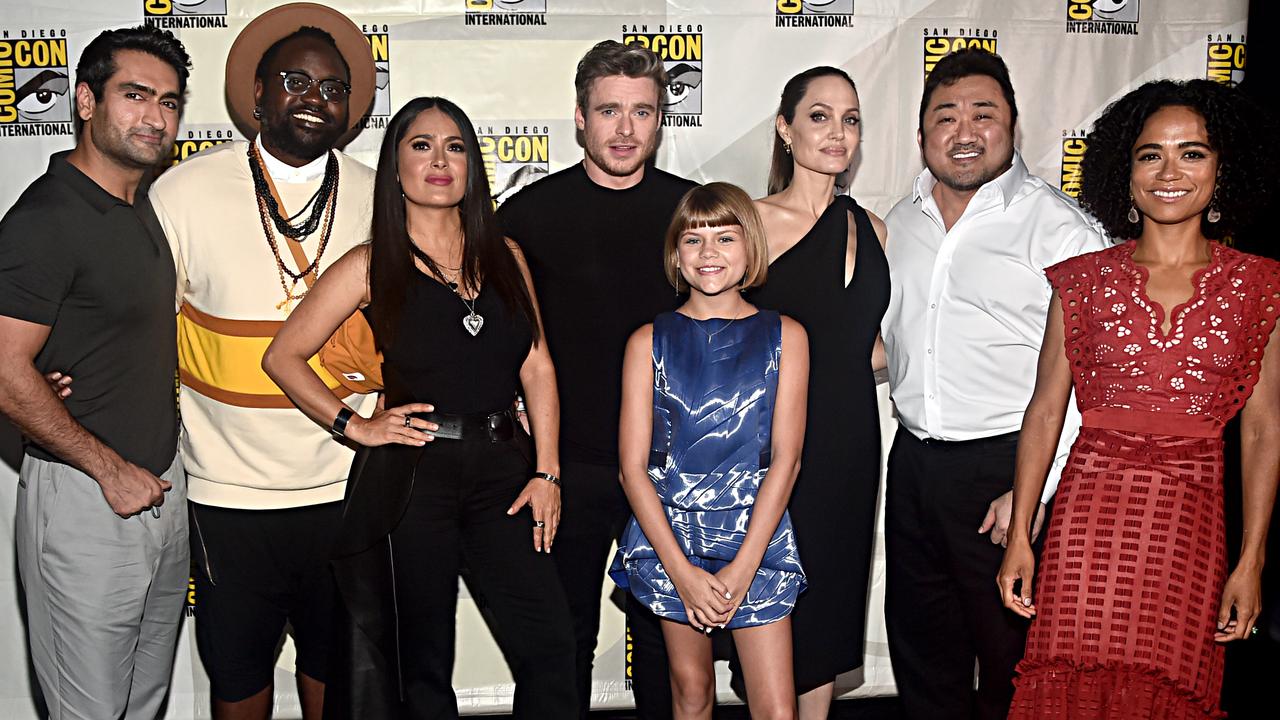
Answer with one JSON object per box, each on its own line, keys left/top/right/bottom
{"left": 177, "top": 303, "right": 345, "bottom": 403}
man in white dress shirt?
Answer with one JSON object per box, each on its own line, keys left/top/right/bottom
{"left": 881, "top": 49, "right": 1107, "bottom": 720}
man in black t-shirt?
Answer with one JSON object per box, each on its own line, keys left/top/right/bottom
{"left": 498, "top": 40, "right": 695, "bottom": 719}
{"left": 0, "top": 27, "right": 191, "bottom": 719}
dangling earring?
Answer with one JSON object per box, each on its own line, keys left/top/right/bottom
{"left": 1127, "top": 202, "right": 1140, "bottom": 224}
{"left": 253, "top": 106, "right": 262, "bottom": 120}
{"left": 783, "top": 141, "right": 793, "bottom": 156}
{"left": 1206, "top": 191, "right": 1221, "bottom": 223}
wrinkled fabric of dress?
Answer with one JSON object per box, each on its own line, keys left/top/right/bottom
{"left": 610, "top": 310, "right": 805, "bottom": 629}
{"left": 1009, "top": 241, "right": 1280, "bottom": 720}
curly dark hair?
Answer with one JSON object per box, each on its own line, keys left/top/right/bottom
{"left": 1079, "top": 79, "right": 1275, "bottom": 241}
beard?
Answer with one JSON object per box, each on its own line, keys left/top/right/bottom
{"left": 92, "top": 120, "right": 171, "bottom": 169}
{"left": 929, "top": 144, "right": 1013, "bottom": 193}
{"left": 260, "top": 106, "right": 346, "bottom": 162}
{"left": 583, "top": 134, "right": 655, "bottom": 178}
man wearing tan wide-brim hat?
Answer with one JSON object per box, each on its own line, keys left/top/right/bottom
{"left": 147, "top": 3, "right": 378, "bottom": 717}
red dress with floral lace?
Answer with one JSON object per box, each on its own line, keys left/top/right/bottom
{"left": 1008, "top": 241, "right": 1280, "bottom": 720}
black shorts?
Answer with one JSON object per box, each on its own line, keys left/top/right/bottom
{"left": 189, "top": 500, "right": 343, "bottom": 702}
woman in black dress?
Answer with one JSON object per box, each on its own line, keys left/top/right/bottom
{"left": 263, "top": 97, "right": 575, "bottom": 718}
{"left": 750, "top": 66, "right": 890, "bottom": 719}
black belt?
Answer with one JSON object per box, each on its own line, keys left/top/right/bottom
{"left": 906, "top": 427, "right": 1019, "bottom": 448}
{"left": 412, "top": 408, "right": 515, "bottom": 442}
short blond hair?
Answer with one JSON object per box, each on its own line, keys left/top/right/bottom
{"left": 664, "top": 182, "right": 769, "bottom": 291}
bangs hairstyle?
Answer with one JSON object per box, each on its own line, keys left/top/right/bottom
{"left": 664, "top": 182, "right": 769, "bottom": 291}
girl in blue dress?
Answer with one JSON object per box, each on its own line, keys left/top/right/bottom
{"left": 611, "top": 182, "right": 809, "bottom": 718}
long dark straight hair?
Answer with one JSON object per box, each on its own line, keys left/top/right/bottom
{"left": 766, "top": 66, "right": 857, "bottom": 196}
{"left": 367, "top": 96, "right": 539, "bottom": 350}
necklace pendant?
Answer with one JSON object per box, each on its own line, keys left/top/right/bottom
{"left": 463, "top": 312, "right": 485, "bottom": 337}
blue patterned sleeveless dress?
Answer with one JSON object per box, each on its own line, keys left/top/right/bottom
{"left": 609, "top": 310, "right": 806, "bottom": 629}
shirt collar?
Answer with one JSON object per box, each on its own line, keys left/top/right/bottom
{"left": 255, "top": 135, "right": 329, "bottom": 184}
{"left": 911, "top": 151, "right": 1029, "bottom": 211}
{"left": 48, "top": 150, "right": 153, "bottom": 215}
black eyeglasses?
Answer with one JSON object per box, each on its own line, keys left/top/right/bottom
{"left": 277, "top": 71, "right": 351, "bottom": 102}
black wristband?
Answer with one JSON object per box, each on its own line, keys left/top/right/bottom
{"left": 332, "top": 407, "right": 355, "bottom": 437}
{"left": 533, "top": 471, "right": 561, "bottom": 487}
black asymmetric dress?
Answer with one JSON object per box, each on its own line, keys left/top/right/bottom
{"left": 749, "top": 195, "right": 890, "bottom": 691}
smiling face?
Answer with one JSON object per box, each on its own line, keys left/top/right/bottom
{"left": 78, "top": 49, "right": 181, "bottom": 169}
{"left": 397, "top": 107, "right": 468, "bottom": 210}
{"left": 676, "top": 224, "right": 749, "bottom": 297}
{"left": 777, "top": 73, "right": 860, "bottom": 179}
{"left": 254, "top": 35, "right": 350, "bottom": 164}
{"left": 919, "top": 74, "right": 1015, "bottom": 194}
{"left": 1129, "top": 104, "right": 1218, "bottom": 230}
{"left": 575, "top": 74, "right": 661, "bottom": 184}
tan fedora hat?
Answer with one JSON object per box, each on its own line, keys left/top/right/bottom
{"left": 224, "top": 2, "right": 376, "bottom": 138}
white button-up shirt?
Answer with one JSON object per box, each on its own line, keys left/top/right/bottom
{"left": 256, "top": 135, "right": 328, "bottom": 184}
{"left": 882, "top": 153, "right": 1108, "bottom": 500}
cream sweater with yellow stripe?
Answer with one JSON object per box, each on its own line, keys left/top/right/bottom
{"left": 150, "top": 140, "right": 377, "bottom": 509}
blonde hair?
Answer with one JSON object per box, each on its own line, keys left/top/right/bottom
{"left": 664, "top": 182, "right": 769, "bottom": 291}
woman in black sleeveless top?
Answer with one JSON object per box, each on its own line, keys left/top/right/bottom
{"left": 749, "top": 67, "right": 891, "bottom": 718}
{"left": 264, "top": 97, "right": 575, "bottom": 718}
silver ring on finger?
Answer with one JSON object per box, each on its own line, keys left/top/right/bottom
{"left": 533, "top": 520, "right": 546, "bottom": 529}
{"left": 403, "top": 415, "right": 413, "bottom": 429}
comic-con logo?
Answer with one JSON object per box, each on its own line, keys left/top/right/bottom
{"left": 479, "top": 123, "right": 549, "bottom": 204}
{"left": 143, "top": 1, "right": 229, "bottom": 29}
{"left": 1060, "top": 131, "right": 1087, "bottom": 199}
{"left": 622, "top": 24, "right": 703, "bottom": 127}
{"left": 1206, "top": 33, "right": 1245, "bottom": 87}
{"left": 171, "top": 126, "right": 236, "bottom": 166}
{"left": 1066, "top": 1, "right": 1139, "bottom": 35}
{"left": 464, "top": 0, "right": 548, "bottom": 27}
{"left": 923, "top": 28, "right": 997, "bottom": 81}
{"left": 776, "top": 1, "right": 855, "bottom": 28}
{"left": 361, "top": 25, "right": 391, "bottom": 129}
{"left": 0, "top": 31, "right": 73, "bottom": 137}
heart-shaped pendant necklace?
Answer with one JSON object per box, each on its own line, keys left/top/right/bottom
{"left": 454, "top": 286, "right": 484, "bottom": 337}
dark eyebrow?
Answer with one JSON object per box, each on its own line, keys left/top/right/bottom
{"left": 408, "top": 133, "right": 465, "bottom": 143}
{"left": 1133, "top": 140, "right": 1214, "bottom": 153}
{"left": 930, "top": 101, "right": 957, "bottom": 113}
{"left": 120, "top": 81, "right": 157, "bottom": 96}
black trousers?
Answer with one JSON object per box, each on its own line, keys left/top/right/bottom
{"left": 884, "top": 427, "right": 1033, "bottom": 720}
{"left": 390, "top": 436, "right": 577, "bottom": 718}
{"left": 556, "top": 459, "right": 672, "bottom": 719}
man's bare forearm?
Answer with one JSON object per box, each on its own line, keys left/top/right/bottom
{"left": 0, "top": 357, "right": 122, "bottom": 480}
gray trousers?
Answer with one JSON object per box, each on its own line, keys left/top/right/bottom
{"left": 15, "top": 452, "right": 188, "bottom": 720}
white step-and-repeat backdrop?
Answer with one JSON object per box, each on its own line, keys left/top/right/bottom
{"left": 0, "top": 0, "right": 1248, "bottom": 716}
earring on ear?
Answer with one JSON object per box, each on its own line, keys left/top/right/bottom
{"left": 1206, "top": 190, "right": 1222, "bottom": 223}
{"left": 253, "top": 106, "right": 262, "bottom": 120}
{"left": 1127, "top": 197, "right": 1140, "bottom": 224}
{"left": 783, "top": 141, "right": 793, "bottom": 156}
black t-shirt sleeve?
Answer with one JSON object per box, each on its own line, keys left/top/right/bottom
{"left": 0, "top": 205, "right": 73, "bottom": 326}
{"left": 495, "top": 192, "right": 525, "bottom": 242}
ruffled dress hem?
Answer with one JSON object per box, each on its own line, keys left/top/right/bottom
{"left": 1009, "top": 659, "right": 1225, "bottom": 720}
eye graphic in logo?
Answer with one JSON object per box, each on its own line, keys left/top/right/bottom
{"left": 803, "top": 0, "right": 854, "bottom": 13}
{"left": 494, "top": 0, "right": 546, "bottom": 10}
{"left": 15, "top": 69, "right": 70, "bottom": 123}
{"left": 664, "top": 63, "right": 702, "bottom": 115}
{"left": 1092, "top": 0, "right": 1139, "bottom": 22}
{"left": 495, "top": 163, "right": 547, "bottom": 204}
{"left": 172, "top": 0, "right": 227, "bottom": 14}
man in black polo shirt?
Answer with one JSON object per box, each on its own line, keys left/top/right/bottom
{"left": 498, "top": 40, "right": 695, "bottom": 718}
{"left": 0, "top": 26, "right": 190, "bottom": 720}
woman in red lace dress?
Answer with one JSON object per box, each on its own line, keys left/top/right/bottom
{"left": 997, "top": 79, "right": 1280, "bottom": 719}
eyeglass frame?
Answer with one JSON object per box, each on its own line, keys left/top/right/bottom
{"left": 276, "top": 71, "right": 352, "bottom": 102}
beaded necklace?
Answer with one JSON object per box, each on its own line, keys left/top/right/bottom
{"left": 248, "top": 142, "right": 340, "bottom": 309}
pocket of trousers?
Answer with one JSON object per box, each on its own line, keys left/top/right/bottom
{"left": 189, "top": 505, "right": 217, "bottom": 586}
